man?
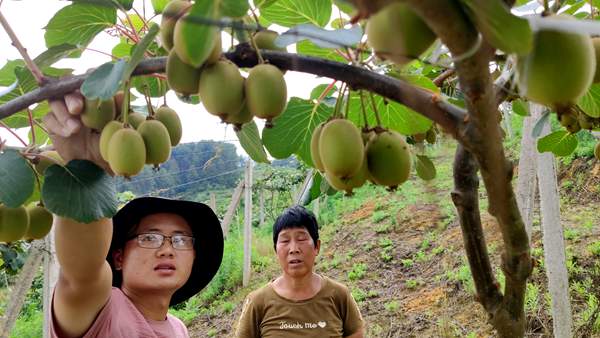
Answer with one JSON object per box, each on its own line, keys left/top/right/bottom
{"left": 235, "top": 205, "right": 365, "bottom": 338}
{"left": 45, "top": 93, "right": 224, "bottom": 337}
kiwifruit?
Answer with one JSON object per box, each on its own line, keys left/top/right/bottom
{"left": 223, "top": 102, "right": 253, "bottom": 131}
{"left": 99, "top": 120, "right": 124, "bottom": 161}
{"left": 560, "top": 113, "right": 581, "bottom": 134}
{"left": 107, "top": 128, "right": 146, "bottom": 177}
{"left": 25, "top": 205, "right": 53, "bottom": 240}
{"left": 245, "top": 64, "right": 287, "bottom": 126}
{"left": 173, "top": 12, "right": 219, "bottom": 67}
{"left": 366, "top": 130, "right": 411, "bottom": 188}
{"left": 198, "top": 60, "right": 245, "bottom": 118}
{"left": 366, "top": 2, "right": 436, "bottom": 64}
{"left": 206, "top": 32, "right": 222, "bottom": 65}
{"left": 325, "top": 158, "right": 368, "bottom": 195}
{"left": 155, "top": 106, "right": 183, "bottom": 146}
{"left": 166, "top": 49, "right": 201, "bottom": 95}
{"left": 160, "top": 0, "right": 191, "bottom": 51}
{"left": 138, "top": 120, "right": 172, "bottom": 165}
{"left": 310, "top": 122, "right": 326, "bottom": 172}
{"left": 592, "top": 37, "right": 600, "bottom": 83}
{"left": 319, "top": 119, "right": 365, "bottom": 178}
{"left": 128, "top": 111, "right": 146, "bottom": 129}
{"left": 253, "top": 30, "right": 286, "bottom": 51}
{"left": 0, "top": 205, "right": 29, "bottom": 243}
{"left": 81, "top": 98, "right": 116, "bottom": 131}
{"left": 517, "top": 15, "right": 595, "bottom": 107}
{"left": 34, "top": 150, "right": 64, "bottom": 175}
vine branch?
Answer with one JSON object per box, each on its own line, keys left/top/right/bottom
{"left": 0, "top": 10, "right": 45, "bottom": 85}
{"left": 0, "top": 45, "right": 469, "bottom": 144}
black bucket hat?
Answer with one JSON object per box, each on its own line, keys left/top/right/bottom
{"left": 107, "top": 197, "right": 224, "bottom": 306}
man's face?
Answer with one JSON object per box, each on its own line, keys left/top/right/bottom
{"left": 275, "top": 227, "right": 320, "bottom": 278}
{"left": 115, "top": 213, "right": 196, "bottom": 295}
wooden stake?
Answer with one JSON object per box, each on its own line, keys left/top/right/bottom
{"left": 243, "top": 161, "right": 253, "bottom": 287}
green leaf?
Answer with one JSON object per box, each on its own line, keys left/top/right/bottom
{"left": 117, "top": 0, "right": 134, "bottom": 10}
{"left": 297, "top": 40, "right": 346, "bottom": 63}
{"left": 276, "top": 24, "right": 362, "bottom": 48}
{"left": 393, "top": 73, "right": 440, "bottom": 94}
{"left": 415, "top": 155, "right": 436, "bottom": 181}
{"left": 221, "top": 0, "right": 250, "bottom": 18}
{"left": 45, "top": 3, "right": 117, "bottom": 48}
{"left": 176, "top": 1, "right": 220, "bottom": 67}
{"left": 347, "top": 93, "right": 432, "bottom": 135}
{"left": 332, "top": 0, "right": 355, "bottom": 15}
{"left": 537, "top": 130, "right": 578, "bottom": 157}
{"left": 461, "top": 0, "right": 532, "bottom": 55}
{"left": 259, "top": 0, "right": 332, "bottom": 28}
{"left": 132, "top": 76, "right": 169, "bottom": 97}
{"left": 532, "top": 110, "right": 550, "bottom": 138}
{"left": 236, "top": 121, "right": 270, "bottom": 164}
{"left": 112, "top": 40, "right": 133, "bottom": 58}
{"left": 42, "top": 160, "right": 118, "bottom": 223}
{"left": 80, "top": 60, "right": 127, "bottom": 100}
{"left": 28, "top": 124, "right": 50, "bottom": 146}
{"left": 0, "top": 150, "right": 35, "bottom": 208}
{"left": 124, "top": 23, "right": 161, "bottom": 79}
{"left": 1, "top": 67, "right": 48, "bottom": 128}
{"left": 34, "top": 44, "right": 82, "bottom": 68}
{"left": 310, "top": 83, "right": 336, "bottom": 100}
{"left": 151, "top": 0, "right": 169, "bottom": 14}
{"left": 512, "top": 99, "right": 529, "bottom": 116}
{"left": 0, "top": 60, "right": 24, "bottom": 86}
{"left": 578, "top": 84, "right": 600, "bottom": 118}
{"left": 262, "top": 97, "right": 334, "bottom": 166}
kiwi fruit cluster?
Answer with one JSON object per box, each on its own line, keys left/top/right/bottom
{"left": 160, "top": 0, "right": 288, "bottom": 130}
{"left": 0, "top": 204, "right": 53, "bottom": 243}
{"left": 311, "top": 118, "right": 412, "bottom": 194}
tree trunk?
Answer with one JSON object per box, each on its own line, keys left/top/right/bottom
{"left": 43, "top": 228, "right": 60, "bottom": 338}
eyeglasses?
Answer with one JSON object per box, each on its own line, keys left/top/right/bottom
{"left": 132, "top": 233, "right": 195, "bottom": 250}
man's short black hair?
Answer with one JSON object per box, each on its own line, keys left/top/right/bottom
{"left": 272, "top": 205, "right": 319, "bottom": 250}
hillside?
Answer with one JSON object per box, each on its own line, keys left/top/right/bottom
{"left": 184, "top": 141, "right": 600, "bottom": 338}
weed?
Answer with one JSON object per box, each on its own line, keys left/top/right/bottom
{"left": 367, "top": 290, "right": 379, "bottom": 298}
{"left": 221, "top": 301, "right": 235, "bottom": 313}
{"left": 405, "top": 279, "right": 420, "bottom": 289}
{"left": 384, "top": 300, "right": 400, "bottom": 313}
{"left": 372, "top": 211, "right": 388, "bottom": 223}
{"left": 402, "top": 259, "right": 414, "bottom": 268}
{"left": 380, "top": 247, "right": 393, "bottom": 263}
{"left": 375, "top": 223, "right": 391, "bottom": 234}
{"left": 348, "top": 263, "right": 367, "bottom": 281}
{"left": 207, "top": 328, "right": 218, "bottom": 337}
{"left": 588, "top": 241, "right": 600, "bottom": 256}
{"left": 414, "top": 250, "right": 427, "bottom": 263}
{"left": 363, "top": 242, "right": 375, "bottom": 252}
{"left": 564, "top": 228, "right": 580, "bottom": 241}
{"left": 346, "top": 250, "right": 356, "bottom": 260}
{"left": 432, "top": 246, "right": 445, "bottom": 256}
{"left": 379, "top": 237, "right": 393, "bottom": 248}
{"left": 352, "top": 287, "right": 367, "bottom": 303}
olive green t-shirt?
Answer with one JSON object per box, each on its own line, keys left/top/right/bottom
{"left": 235, "top": 275, "right": 363, "bottom": 338}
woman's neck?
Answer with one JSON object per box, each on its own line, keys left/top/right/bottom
{"left": 274, "top": 272, "right": 322, "bottom": 301}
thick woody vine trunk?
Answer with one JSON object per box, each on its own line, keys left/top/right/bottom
{"left": 408, "top": 1, "right": 532, "bottom": 336}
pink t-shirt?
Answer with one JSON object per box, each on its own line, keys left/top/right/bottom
{"left": 51, "top": 287, "right": 189, "bottom": 338}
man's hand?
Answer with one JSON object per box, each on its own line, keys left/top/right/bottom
{"left": 44, "top": 92, "right": 112, "bottom": 173}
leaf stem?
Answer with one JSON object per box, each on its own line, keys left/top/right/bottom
{"left": 248, "top": 33, "right": 265, "bottom": 64}
{"left": 368, "top": 92, "right": 382, "bottom": 126}
{"left": 343, "top": 88, "right": 351, "bottom": 119}
{"left": 0, "top": 11, "right": 45, "bottom": 85}
{"left": 359, "top": 90, "right": 369, "bottom": 128}
{"left": 333, "top": 82, "right": 346, "bottom": 118}
{"left": 27, "top": 108, "right": 35, "bottom": 145}
{"left": 316, "top": 80, "right": 337, "bottom": 104}
{"left": 0, "top": 121, "right": 27, "bottom": 146}
{"left": 122, "top": 81, "right": 131, "bottom": 126}
{"left": 143, "top": 85, "right": 154, "bottom": 117}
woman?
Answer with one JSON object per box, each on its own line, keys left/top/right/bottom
{"left": 235, "top": 205, "right": 365, "bottom": 338}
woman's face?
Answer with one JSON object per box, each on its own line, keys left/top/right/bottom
{"left": 275, "top": 227, "right": 320, "bottom": 278}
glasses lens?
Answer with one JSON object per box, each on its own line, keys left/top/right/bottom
{"left": 172, "top": 235, "right": 195, "bottom": 250}
{"left": 138, "top": 233, "right": 163, "bottom": 248}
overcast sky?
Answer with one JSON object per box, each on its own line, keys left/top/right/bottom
{"left": 0, "top": 0, "right": 327, "bottom": 156}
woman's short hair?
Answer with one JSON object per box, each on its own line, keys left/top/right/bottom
{"left": 272, "top": 205, "right": 319, "bottom": 249}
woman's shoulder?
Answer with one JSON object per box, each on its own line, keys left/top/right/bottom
{"left": 318, "top": 275, "right": 352, "bottom": 299}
